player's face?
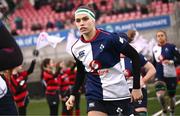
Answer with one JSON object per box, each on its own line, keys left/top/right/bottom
{"left": 75, "top": 14, "right": 95, "bottom": 35}
{"left": 156, "top": 31, "right": 167, "bottom": 45}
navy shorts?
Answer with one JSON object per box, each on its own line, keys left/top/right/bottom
{"left": 164, "top": 77, "right": 177, "bottom": 91}
{"left": 87, "top": 98, "right": 133, "bottom": 115}
{"left": 164, "top": 77, "right": 177, "bottom": 97}
{"left": 0, "top": 89, "right": 18, "bottom": 115}
{"left": 133, "top": 88, "right": 147, "bottom": 108}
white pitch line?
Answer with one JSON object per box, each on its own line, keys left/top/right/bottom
{"left": 152, "top": 99, "right": 180, "bottom": 116}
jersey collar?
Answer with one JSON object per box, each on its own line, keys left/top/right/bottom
{"left": 80, "top": 29, "right": 100, "bottom": 43}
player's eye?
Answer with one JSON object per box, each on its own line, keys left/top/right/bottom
{"left": 75, "top": 18, "right": 81, "bottom": 23}
{"left": 82, "top": 17, "right": 89, "bottom": 21}
{"left": 75, "top": 17, "right": 89, "bottom": 23}
{"left": 157, "top": 34, "right": 164, "bottom": 37}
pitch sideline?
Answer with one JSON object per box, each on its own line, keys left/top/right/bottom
{"left": 152, "top": 99, "right": 180, "bottom": 116}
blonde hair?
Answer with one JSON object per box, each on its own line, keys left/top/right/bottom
{"left": 156, "top": 30, "right": 167, "bottom": 38}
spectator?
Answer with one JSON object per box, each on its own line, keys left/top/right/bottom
{"left": 14, "top": 16, "right": 23, "bottom": 30}
{"left": 41, "top": 58, "right": 60, "bottom": 116}
{"left": 140, "top": 4, "right": 149, "bottom": 14}
{"left": 31, "top": 22, "right": 42, "bottom": 31}
{"left": 10, "top": 57, "right": 36, "bottom": 115}
{"left": 55, "top": 19, "right": 64, "bottom": 30}
{"left": 46, "top": 21, "right": 54, "bottom": 29}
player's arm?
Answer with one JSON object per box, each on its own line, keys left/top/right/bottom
{"left": 172, "top": 46, "right": 180, "bottom": 65}
{"left": 121, "top": 44, "right": 143, "bottom": 101}
{"left": 27, "top": 59, "right": 36, "bottom": 75}
{"left": 121, "top": 44, "right": 141, "bottom": 89}
{"left": 70, "top": 56, "right": 85, "bottom": 96}
{"left": 66, "top": 55, "right": 85, "bottom": 110}
{"left": 0, "top": 21, "right": 23, "bottom": 71}
{"left": 112, "top": 33, "right": 142, "bottom": 100}
{"left": 142, "top": 62, "right": 156, "bottom": 85}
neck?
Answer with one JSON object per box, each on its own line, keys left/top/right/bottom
{"left": 83, "top": 28, "right": 96, "bottom": 41}
{"left": 159, "top": 41, "right": 167, "bottom": 46}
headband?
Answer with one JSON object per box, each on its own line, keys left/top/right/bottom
{"left": 75, "top": 8, "right": 95, "bottom": 21}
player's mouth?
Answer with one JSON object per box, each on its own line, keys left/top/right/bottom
{"left": 80, "top": 27, "right": 87, "bottom": 31}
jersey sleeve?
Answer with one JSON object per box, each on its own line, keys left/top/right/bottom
{"left": 111, "top": 33, "right": 128, "bottom": 53}
{"left": 71, "top": 53, "right": 86, "bottom": 96}
{"left": 172, "top": 45, "right": 180, "bottom": 65}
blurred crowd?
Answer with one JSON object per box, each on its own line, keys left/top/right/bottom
{"left": 1, "top": 0, "right": 179, "bottom": 36}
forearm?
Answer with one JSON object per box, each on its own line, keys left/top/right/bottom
{"left": 143, "top": 62, "right": 156, "bottom": 84}
{"left": 71, "top": 58, "right": 85, "bottom": 96}
{"left": 27, "top": 60, "right": 36, "bottom": 74}
{"left": 71, "top": 69, "right": 85, "bottom": 96}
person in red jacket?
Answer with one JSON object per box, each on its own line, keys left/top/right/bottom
{"left": 58, "top": 60, "right": 81, "bottom": 116}
{"left": 41, "top": 58, "right": 59, "bottom": 116}
{"left": 10, "top": 55, "right": 36, "bottom": 116}
{"left": 58, "top": 61, "right": 72, "bottom": 116}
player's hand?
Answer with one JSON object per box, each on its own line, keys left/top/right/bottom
{"left": 162, "top": 60, "right": 173, "bottom": 64}
{"left": 131, "top": 89, "right": 143, "bottom": 101}
{"left": 33, "top": 49, "right": 39, "bottom": 57}
{"left": 123, "top": 69, "right": 131, "bottom": 78}
{"left": 65, "top": 95, "right": 75, "bottom": 110}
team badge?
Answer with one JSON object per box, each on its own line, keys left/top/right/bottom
{"left": 78, "top": 50, "right": 85, "bottom": 59}
{"left": 100, "top": 44, "right": 104, "bottom": 52}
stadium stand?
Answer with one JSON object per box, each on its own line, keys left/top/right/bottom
{"left": 2, "top": 0, "right": 177, "bottom": 36}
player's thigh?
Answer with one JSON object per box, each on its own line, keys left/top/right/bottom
{"left": 88, "top": 111, "right": 107, "bottom": 116}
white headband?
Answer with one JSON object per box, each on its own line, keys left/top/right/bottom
{"left": 75, "top": 8, "right": 95, "bottom": 21}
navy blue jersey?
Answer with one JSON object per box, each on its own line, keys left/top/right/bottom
{"left": 71, "top": 29, "right": 135, "bottom": 101}
{"left": 153, "top": 43, "right": 180, "bottom": 79}
{"left": 120, "top": 54, "right": 147, "bottom": 89}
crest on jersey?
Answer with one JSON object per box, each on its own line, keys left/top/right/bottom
{"left": 165, "top": 48, "right": 169, "bottom": 52}
{"left": 78, "top": 50, "right": 85, "bottom": 59}
{"left": 100, "top": 44, "right": 104, "bottom": 52}
{"left": 119, "top": 37, "right": 124, "bottom": 43}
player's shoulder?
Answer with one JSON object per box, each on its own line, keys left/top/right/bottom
{"left": 153, "top": 44, "right": 160, "bottom": 50}
{"left": 98, "top": 29, "right": 114, "bottom": 39}
{"left": 166, "top": 43, "right": 176, "bottom": 48}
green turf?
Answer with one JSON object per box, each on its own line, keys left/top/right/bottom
{"left": 27, "top": 84, "right": 180, "bottom": 116}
